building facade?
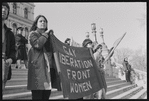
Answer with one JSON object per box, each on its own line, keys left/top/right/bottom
{"left": 6, "top": 2, "right": 35, "bottom": 40}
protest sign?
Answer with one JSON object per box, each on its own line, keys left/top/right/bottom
{"left": 50, "top": 34, "right": 103, "bottom": 99}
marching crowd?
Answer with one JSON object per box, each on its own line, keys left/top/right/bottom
{"left": 2, "top": 2, "right": 135, "bottom": 100}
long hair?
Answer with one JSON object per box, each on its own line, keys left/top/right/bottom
{"left": 30, "top": 15, "right": 48, "bottom": 32}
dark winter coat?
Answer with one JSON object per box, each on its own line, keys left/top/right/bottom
{"left": 94, "top": 52, "right": 107, "bottom": 92}
{"left": 27, "top": 30, "right": 61, "bottom": 91}
{"left": 15, "top": 34, "right": 28, "bottom": 60}
{"left": 3, "top": 24, "right": 16, "bottom": 81}
{"left": 122, "top": 61, "right": 131, "bottom": 72}
{"left": 4, "top": 24, "right": 16, "bottom": 63}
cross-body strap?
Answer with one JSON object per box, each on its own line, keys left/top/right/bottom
{"left": 2, "top": 35, "right": 6, "bottom": 60}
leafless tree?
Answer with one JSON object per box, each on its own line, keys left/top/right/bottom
{"left": 113, "top": 48, "right": 133, "bottom": 64}
{"left": 130, "top": 48, "right": 146, "bottom": 72}
{"left": 113, "top": 47, "right": 146, "bottom": 72}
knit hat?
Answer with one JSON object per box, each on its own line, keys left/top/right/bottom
{"left": 17, "top": 27, "right": 24, "bottom": 31}
{"left": 82, "top": 39, "right": 92, "bottom": 47}
{"left": 93, "top": 43, "right": 102, "bottom": 52}
{"left": 65, "top": 38, "right": 71, "bottom": 43}
{"left": 2, "top": 2, "right": 10, "bottom": 19}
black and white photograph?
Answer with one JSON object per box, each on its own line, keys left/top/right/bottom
{"left": 2, "top": 2, "right": 146, "bottom": 100}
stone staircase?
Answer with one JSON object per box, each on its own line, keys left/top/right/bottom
{"left": 3, "top": 67, "right": 147, "bottom": 99}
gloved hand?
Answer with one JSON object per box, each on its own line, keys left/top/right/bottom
{"left": 49, "top": 30, "right": 54, "bottom": 35}
{"left": 46, "top": 29, "right": 54, "bottom": 36}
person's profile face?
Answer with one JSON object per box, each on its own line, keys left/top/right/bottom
{"left": 2, "top": 5, "right": 9, "bottom": 20}
{"left": 86, "top": 43, "right": 92, "bottom": 48}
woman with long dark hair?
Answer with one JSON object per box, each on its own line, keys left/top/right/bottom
{"left": 27, "top": 15, "right": 61, "bottom": 100}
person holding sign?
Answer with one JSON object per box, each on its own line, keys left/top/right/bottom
{"left": 82, "top": 39, "right": 106, "bottom": 99}
{"left": 93, "top": 44, "right": 107, "bottom": 99}
{"left": 82, "top": 38, "right": 94, "bottom": 99}
{"left": 27, "top": 15, "right": 61, "bottom": 100}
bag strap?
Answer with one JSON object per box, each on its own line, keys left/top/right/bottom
{"left": 2, "top": 35, "right": 6, "bottom": 60}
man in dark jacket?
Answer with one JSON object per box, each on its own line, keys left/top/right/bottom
{"left": 15, "top": 27, "right": 28, "bottom": 69}
{"left": 122, "top": 57, "right": 131, "bottom": 82}
{"left": 2, "top": 2, "right": 16, "bottom": 94}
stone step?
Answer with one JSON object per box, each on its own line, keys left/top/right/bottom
{"left": 106, "top": 80, "right": 126, "bottom": 86}
{"left": 6, "top": 80, "right": 27, "bottom": 86}
{"left": 4, "top": 84, "right": 61, "bottom": 96}
{"left": 129, "top": 88, "right": 147, "bottom": 99}
{"left": 11, "top": 68, "right": 28, "bottom": 71}
{"left": 106, "top": 84, "right": 137, "bottom": 99}
{"left": 105, "top": 78, "right": 121, "bottom": 82}
{"left": 120, "top": 86, "right": 143, "bottom": 99}
{"left": 4, "top": 68, "right": 146, "bottom": 99}
{"left": 137, "top": 88, "right": 147, "bottom": 99}
{"left": 11, "top": 76, "right": 27, "bottom": 79}
{"left": 4, "top": 85, "right": 28, "bottom": 95}
{"left": 3, "top": 89, "right": 62, "bottom": 100}
{"left": 4, "top": 78, "right": 123, "bottom": 94}
{"left": 143, "top": 95, "right": 147, "bottom": 99}
{"left": 11, "top": 73, "right": 27, "bottom": 76}
{"left": 107, "top": 82, "right": 130, "bottom": 92}
{"left": 111, "top": 86, "right": 143, "bottom": 99}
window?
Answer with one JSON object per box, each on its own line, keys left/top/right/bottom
{"left": 24, "top": 8, "right": 28, "bottom": 19}
{"left": 13, "top": 3, "right": 17, "bottom": 14}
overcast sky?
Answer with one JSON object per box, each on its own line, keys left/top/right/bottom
{"left": 34, "top": 2, "right": 146, "bottom": 51}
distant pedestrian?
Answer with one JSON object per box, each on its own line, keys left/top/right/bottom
{"left": 122, "top": 57, "right": 131, "bottom": 82}
{"left": 93, "top": 43, "right": 107, "bottom": 99}
{"left": 15, "top": 27, "right": 28, "bottom": 69}
{"left": 27, "top": 15, "right": 61, "bottom": 100}
{"left": 2, "top": 2, "right": 16, "bottom": 95}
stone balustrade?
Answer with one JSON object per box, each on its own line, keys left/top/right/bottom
{"left": 111, "top": 63, "right": 147, "bottom": 89}
{"left": 133, "top": 68, "right": 147, "bottom": 88}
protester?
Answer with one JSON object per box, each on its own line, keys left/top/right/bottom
{"left": 2, "top": 2, "right": 16, "bottom": 95}
{"left": 64, "top": 38, "right": 71, "bottom": 46}
{"left": 27, "top": 15, "right": 61, "bottom": 100}
{"left": 82, "top": 39, "right": 93, "bottom": 99}
{"left": 122, "top": 57, "right": 131, "bottom": 82}
{"left": 93, "top": 43, "right": 107, "bottom": 99}
{"left": 82, "top": 39, "right": 106, "bottom": 99}
{"left": 82, "top": 38, "right": 93, "bottom": 48}
{"left": 15, "top": 27, "right": 28, "bottom": 69}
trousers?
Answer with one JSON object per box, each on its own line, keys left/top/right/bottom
{"left": 31, "top": 90, "right": 51, "bottom": 100}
